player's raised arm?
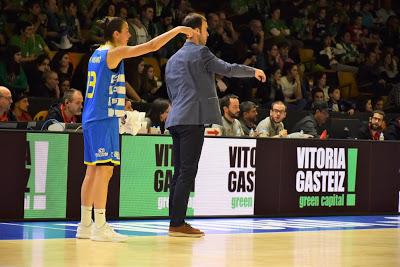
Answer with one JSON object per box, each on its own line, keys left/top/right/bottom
{"left": 107, "top": 23, "right": 194, "bottom": 69}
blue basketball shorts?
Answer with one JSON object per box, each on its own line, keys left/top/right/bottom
{"left": 83, "top": 118, "right": 120, "bottom": 165}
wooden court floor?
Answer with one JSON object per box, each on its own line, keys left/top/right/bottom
{"left": 1, "top": 228, "right": 400, "bottom": 267}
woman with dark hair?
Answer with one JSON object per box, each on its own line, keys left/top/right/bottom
{"left": 0, "top": 45, "right": 29, "bottom": 95}
{"left": 145, "top": 98, "right": 170, "bottom": 133}
{"left": 77, "top": 16, "right": 194, "bottom": 242}
{"left": 51, "top": 50, "right": 74, "bottom": 79}
{"left": 26, "top": 54, "right": 51, "bottom": 96}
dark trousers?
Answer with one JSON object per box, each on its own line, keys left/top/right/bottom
{"left": 168, "top": 125, "right": 205, "bottom": 227}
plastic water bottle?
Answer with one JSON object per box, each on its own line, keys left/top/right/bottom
{"left": 249, "top": 129, "right": 255, "bottom": 137}
{"left": 300, "top": 130, "right": 304, "bottom": 135}
{"left": 379, "top": 132, "right": 384, "bottom": 141}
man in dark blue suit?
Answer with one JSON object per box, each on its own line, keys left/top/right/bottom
{"left": 166, "top": 13, "right": 266, "bottom": 237}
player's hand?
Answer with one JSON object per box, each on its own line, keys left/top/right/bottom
{"left": 177, "top": 26, "right": 197, "bottom": 38}
{"left": 254, "top": 68, "right": 266, "bottom": 82}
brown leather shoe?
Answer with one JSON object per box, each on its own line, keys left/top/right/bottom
{"left": 168, "top": 223, "right": 205, "bottom": 237}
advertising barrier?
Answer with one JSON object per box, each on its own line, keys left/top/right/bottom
{"left": 0, "top": 132, "right": 399, "bottom": 220}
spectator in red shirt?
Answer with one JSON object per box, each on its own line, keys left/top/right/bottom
{"left": 0, "top": 86, "right": 16, "bottom": 121}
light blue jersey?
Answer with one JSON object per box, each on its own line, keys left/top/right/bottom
{"left": 82, "top": 45, "right": 125, "bottom": 123}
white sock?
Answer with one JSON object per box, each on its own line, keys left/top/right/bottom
{"left": 94, "top": 208, "right": 106, "bottom": 228}
{"left": 80, "top": 205, "right": 92, "bottom": 226}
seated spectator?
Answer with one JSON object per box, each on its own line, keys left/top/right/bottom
{"left": 335, "top": 31, "right": 361, "bottom": 66}
{"left": 29, "top": 70, "right": 60, "bottom": 98}
{"left": 264, "top": 7, "right": 290, "bottom": 41}
{"left": 141, "top": 64, "right": 161, "bottom": 102}
{"left": 240, "top": 19, "right": 264, "bottom": 57}
{"left": 239, "top": 101, "right": 258, "bottom": 136}
{"left": 267, "top": 65, "right": 285, "bottom": 104}
{"left": 25, "top": 54, "right": 51, "bottom": 96}
{"left": 384, "top": 116, "right": 400, "bottom": 140}
{"left": 305, "top": 88, "right": 325, "bottom": 110}
{"left": 145, "top": 98, "right": 170, "bottom": 134}
{"left": 328, "top": 87, "right": 355, "bottom": 115}
{"left": 47, "top": 89, "right": 83, "bottom": 123}
{"left": 358, "top": 51, "right": 389, "bottom": 96}
{"left": 277, "top": 41, "right": 294, "bottom": 70}
{"left": 0, "top": 86, "right": 16, "bottom": 121}
{"left": 291, "top": 101, "right": 330, "bottom": 138}
{"left": 358, "top": 110, "right": 385, "bottom": 140}
{"left": 51, "top": 50, "right": 74, "bottom": 79}
{"left": 256, "top": 100, "right": 287, "bottom": 138}
{"left": 213, "top": 94, "right": 244, "bottom": 137}
{"left": 356, "top": 97, "right": 373, "bottom": 113}
{"left": 0, "top": 45, "right": 29, "bottom": 95}
{"left": 263, "top": 43, "right": 280, "bottom": 74}
{"left": 59, "top": 74, "right": 71, "bottom": 96}
{"left": 9, "top": 20, "right": 50, "bottom": 62}
{"left": 63, "top": 0, "right": 83, "bottom": 50}
{"left": 313, "top": 72, "right": 330, "bottom": 102}
{"left": 372, "top": 96, "right": 385, "bottom": 111}
{"left": 20, "top": 0, "right": 48, "bottom": 38}
{"left": 314, "top": 7, "right": 328, "bottom": 43}
{"left": 379, "top": 51, "right": 399, "bottom": 83}
{"left": 11, "top": 93, "right": 32, "bottom": 121}
{"left": 280, "top": 63, "right": 306, "bottom": 110}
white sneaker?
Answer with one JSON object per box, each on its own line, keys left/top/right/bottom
{"left": 76, "top": 222, "right": 94, "bottom": 239}
{"left": 91, "top": 223, "right": 129, "bottom": 242}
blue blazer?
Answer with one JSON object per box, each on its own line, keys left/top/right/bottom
{"left": 165, "top": 42, "right": 255, "bottom": 128}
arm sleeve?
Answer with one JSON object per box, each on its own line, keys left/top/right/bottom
{"left": 201, "top": 46, "right": 255, "bottom": 78}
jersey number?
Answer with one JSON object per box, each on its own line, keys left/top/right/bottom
{"left": 86, "top": 71, "right": 97, "bottom": 98}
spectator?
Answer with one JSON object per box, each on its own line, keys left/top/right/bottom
{"left": 356, "top": 97, "right": 373, "bottom": 113}
{"left": 327, "top": 87, "right": 355, "bottom": 115}
{"left": 384, "top": 116, "right": 400, "bottom": 140}
{"left": 59, "top": 74, "right": 71, "bottom": 96}
{"left": 358, "top": 110, "right": 385, "bottom": 140}
{"left": 9, "top": 20, "right": 50, "bottom": 62}
{"left": 335, "top": 31, "right": 361, "bottom": 66}
{"left": 266, "top": 64, "right": 285, "bottom": 104}
{"left": 256, "top": 100, "right": 287, "bottom": 138}
{"left": 63, "top": 0, "right": 83, "bottom": 50}
{"left": 20, "top": 0, "right": 48, "bottom": 38}
{"left": 280, "top": 62, "right": 305, "bottom": 110}
{"left": 47, "top": 88, "right": 83, "bottom": 123}
{"left": 239, "top": 101, "right": 258, "bottom": 136}
{"left": 264, "top": 6, "right": 290, "bottom": 41}
{"left": 213, "top": 94, "right": 244, "bottom": 137}
{"left": 291, "top": 101, "right": 329, "bottom": 138}
{"left": 145, "top": 98, "right": 171, "bottom": 134}
{"left": 0, "top": 86, "right": 16, "bottom": 121}
{"left": 372, "top": 96, "right": 385, "bottom": 111}
{"left": 51, "top": 50, "right": 74, "bottom": 79}
{"left": 11, "top": 93, "right": 32, "bottom": 121}
{"left": 30, "top": 70, "right": 60, "bottom": 98}
{"left": 305, "top": 88, "right": 325, "bottom": 110}
{"left": 25, "top": 54, "right": 51, "bottom": 96}
{"left": 0, "top": 45, "right": 29, "bottom": 95}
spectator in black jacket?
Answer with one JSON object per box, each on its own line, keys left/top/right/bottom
{"left": 47, "top": 88, "right": 83, "bottom": 123}
{"left": 358, "top": 110, "right": 385, "bottom": 140}
{"left": 384, "top": 116, "right": 400, "bottom": 140}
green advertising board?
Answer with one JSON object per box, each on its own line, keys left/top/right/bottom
{"left": 120, "top": 135, "right": 194, "bottom": 217}
{"left": 24, "top": 133, "right": 69, "bottom": 219}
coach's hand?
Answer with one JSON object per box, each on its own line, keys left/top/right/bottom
{"left": 254, "top": 68, "right": 266, "bottom": 82}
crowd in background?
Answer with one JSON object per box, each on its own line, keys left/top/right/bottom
{"left": 0, "top": 0, "right": 400, "bottom": 139}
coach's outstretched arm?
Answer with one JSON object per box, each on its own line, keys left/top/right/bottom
{"left": 200, "top": 46, "right": 266, "bottom": 82}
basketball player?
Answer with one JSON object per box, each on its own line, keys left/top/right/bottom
{"left": 76, "top": 17, "right": 194, "bottom": 242}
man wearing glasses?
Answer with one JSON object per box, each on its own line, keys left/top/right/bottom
{"left": 256, "top": 101, "right": 288, "bottom": 137}
{"left": 358, "top": 110, "right": 385, "bottom": 140}
{"left": 0, "top": 86, "right": 16, "bottom": 122}
{"left": 291, "top": 101, "right": 330, "bottom": 138}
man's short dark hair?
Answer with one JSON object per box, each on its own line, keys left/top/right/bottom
{"left": 220, "top": 94, "right": 239, "bottom": 115}
{"left": 312, "top": 101, "right": 329, "bottom": 113}
{"left": 182, "top": 13, "right": 206, "bottom": 29}
{"left": 239, "top": 101, "right": 257, "bottom": 117}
